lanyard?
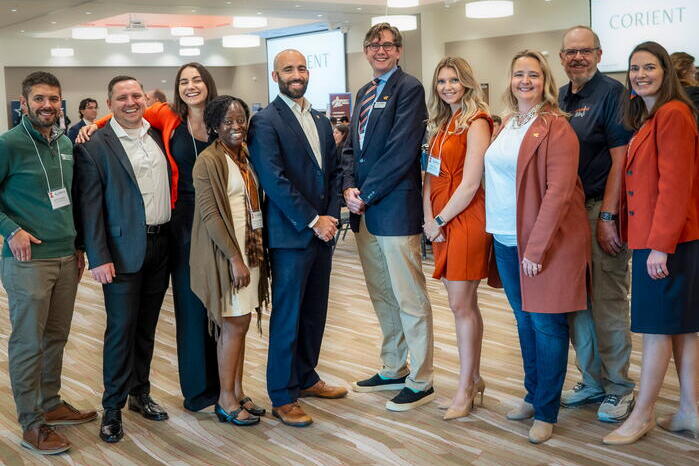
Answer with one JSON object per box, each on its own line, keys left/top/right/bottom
{"left": 22, "top": 119, "right": 65, "bottom": 192}
{"left": 428, "top": 111, "right": 461, "bottom": 161}
{"left": 187, "top": 118, "right": 200, "bottom": 159}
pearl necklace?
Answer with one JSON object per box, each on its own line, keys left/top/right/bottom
{"left": 512, "top": 103, "right": 543, "bottom": 129}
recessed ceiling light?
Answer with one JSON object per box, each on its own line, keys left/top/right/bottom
{"left": 51, "top": 48, "right": 74, "bottom": 58}
{"left": 180, "top": 48, "right": 200, "bottom": 56}
{"left": 356, "top": 7, "right": 362, "bottom": 10}
{"left": 191, "top": 9, "right": 196, "bottom": 12}
{"left": 51, "top": 21, "right": 56, "bottom": 24}
{"left": 20, "top": 29, "right": 24, "bottom": 33}
{"left": 180, "top": 36, "right": 203, "bottom": 46}
{"left": 387, "top": 0, "right": 419, "bottom": 7}
{"left": 233, "top": 16, "right": 268, "bottom": 28}
{"left": 131, "top": 42, "right": 164, "bottom": 54}
{"left": 86, "top": 11, "right": 92, "bottom": 15}
{"left": 171, "top": 27, "right": 194, "bottom": 36}
{"left": 222, "top": 34, "right": 260, "bottom": 48}
{"left": 226, "top": 1, "right": 231, "bottom": 4}
{"left": 105, "top": 34, "right": 130, "bottom": 44}
{"left": 11, "top": 9, "right": 17, "bottom": 12}
{"left": 295, "top": 4, "right": 301, "bottom": 8}
{"left": 72, "top": 27, "right": 108, "bottom": 40}
{"left": 465, "top": 1, "right": 514, "bottom": 18}
{"left": 317, "top": 14, "right": 323, "bottom": 17}
{"left": 257, "top": 11, "right": 263, "bottom": 15}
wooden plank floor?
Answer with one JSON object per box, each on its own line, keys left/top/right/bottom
{"left": 1, "top": 234, "right": 697, "bottom": 465}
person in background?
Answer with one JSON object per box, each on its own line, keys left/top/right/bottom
{"left": 79, "top": 63, "right": 222, "bottom": 415}
{"left": 67, "top": 98, "right": 98, "bottom": 143}
{"left": 146, "top": 89, "right": 168, "bottom": 106}
{"left": 422, "top": 57, "right": 491, "bottom": 421}
{"left": 333, "top": 122, "right": 349, "bottom": 158}
{"left": 670, "top": 51, "right": 699, "bottom": 119}
{"left": 248, "top": 49, "right": 346, "bottom": 427}
{"left": 342, "top": 22, "right": 435, "bottom": 412}
{"left": 603, "top": 41, "right": 699, "bottom": 445}
{"left": 0, "top": 71, "right": 95, "bottom": 456}
{"left": 490, "top": 115, "right": 502, "bottom": 141}
{"left": 557, "top": 25, "right": 635, "bottom": 423}
{"left": 485, "top": 50, "right": 590, "bottom": 444}
{"left": 190, "top": 95, "right": 269, "bottom": 427}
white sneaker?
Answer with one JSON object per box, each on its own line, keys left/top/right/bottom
{"left": 597, "top": 392, "right": 635, "bottom": 423}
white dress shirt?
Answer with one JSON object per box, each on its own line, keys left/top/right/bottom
{"left": 278, "top": 93, "right": 323, "bottom": 228}
{"left": 110, "top": 118, "right": 171, "bottom": 225}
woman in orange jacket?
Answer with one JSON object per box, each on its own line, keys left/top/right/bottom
{"left": 603, "top": 42, "right": 699, "bottom": 445}
{"left": 484, "top": 49, "right": 591, "bottom": 444}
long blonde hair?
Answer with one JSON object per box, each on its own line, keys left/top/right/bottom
{"left": 504, "top": 49, "right": 564, "bottom": 116}
{"left": 428, "top": 57, "right": 489, "bottom": 139}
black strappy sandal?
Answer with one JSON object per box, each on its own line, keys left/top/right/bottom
{"left": 239, "top": 397, "right": 266, "bottom": 416}
{"left": 214, "top": 403, "right": 260, "bottom": 426}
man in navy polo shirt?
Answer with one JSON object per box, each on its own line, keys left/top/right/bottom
{"left": 558, "top": 25, "right": 635, "bottom": 423}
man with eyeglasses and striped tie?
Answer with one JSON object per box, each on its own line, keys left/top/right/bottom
{"left": 341, "top": 22, "right": 434, "bottom": 411}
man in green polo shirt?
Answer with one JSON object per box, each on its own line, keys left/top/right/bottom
{"left": 0, "top": 72, "right": 96, "bottom": 455}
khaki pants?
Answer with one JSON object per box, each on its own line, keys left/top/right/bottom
{"left": 1, "top": 255, "right": 79, "bottom": 430}
{"left": 568, "top": 200, "right": 634, "bottom": 395}
{"left": 355, "top": 217, "right": 434, "bottom": 391}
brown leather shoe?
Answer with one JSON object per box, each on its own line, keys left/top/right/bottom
{"left": 299, "top": 380, "right": 348, "bottom": 399}
{"left": 21, "top": 424, "right": 71, "bottom": 455}
{"left": 272, "top": 402, "right": 313, "bottom": 427}
{"left": 45, "top": 401, "right": 98, "bottom": 426}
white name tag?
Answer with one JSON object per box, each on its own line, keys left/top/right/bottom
{"left": 374, "top": 101, "right": 387, "bottom": 109}
{"left": 426, "top": 156, "right": 441, "bottom": 176}
{"left": 60, "top": 153, "right": 73, "bottom": 161}
{"left": 48, "top": 188, "right": 71, "bottom": 210}
{"left": 251, "top": 210, "right": 263, "bottom": 230}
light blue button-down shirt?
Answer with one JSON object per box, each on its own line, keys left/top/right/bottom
{"left": 359, "top": 66, "right": 398, "bottom": 150}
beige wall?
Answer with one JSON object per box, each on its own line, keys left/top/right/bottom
{"left": 445, "top": 30, "right": 628, "bottom": 116}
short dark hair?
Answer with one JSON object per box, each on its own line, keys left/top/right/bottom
{"left": 21, "top": 71, "right": 61, "bottom": 100}
{"left": 204, "top": 95, "right": 250, "bottom": 139}
{"left": 107, "top": 75, "right": 143, "bottom": 99}
{"left": 622, "top": 41, "right": 697, "bottom": 131}
{"left": 150, "top": 89, "right": 167, "bottom": 103}
{"left": 491, "top": 115, "right": 502, "bottom": 124}
{"left": 173, "top": 62, "right": 218, "bottom": 121}
{"left": 363, "top": 22, "right": 403, "bottom": 49}
{"left": 78, "top": 98, "right": 97, "bottom": 118}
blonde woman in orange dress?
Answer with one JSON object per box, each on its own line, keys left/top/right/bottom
{"left": 422, "top": 57, "right": 492, "bottom": 420}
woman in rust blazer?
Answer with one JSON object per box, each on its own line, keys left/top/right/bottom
{"left": 484, "top": 50, "right": 591, "bottom": 445}
{"left": 603, "top": 42, "right": 699, "bottom": 446}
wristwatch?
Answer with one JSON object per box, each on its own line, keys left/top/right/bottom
{"left": 434, "top": 215, "right": 446, "bottom": 227}
{"left": 598, "top": 211, "right": 618, "bottom": 221}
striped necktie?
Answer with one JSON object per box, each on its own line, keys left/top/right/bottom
{"left": 358, "top": 78, "right": 380, "bottom": 135}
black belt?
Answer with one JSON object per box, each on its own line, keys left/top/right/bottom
{"left": 586, "top": 194, "right": 604, "bottom": 203}
{"left": 146, "top": 223, "right": 168, "bottom": 235}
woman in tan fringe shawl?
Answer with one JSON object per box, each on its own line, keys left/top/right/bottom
{"left": 190, "top": 95, "right": 270, "bottom": 426}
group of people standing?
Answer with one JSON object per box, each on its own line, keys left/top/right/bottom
{"left": 0, "top": 20, "right": 696, "bottom": 458}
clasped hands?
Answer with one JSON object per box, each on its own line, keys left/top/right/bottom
{"left": 422, "top": 219, "right": 445, "bottom": 243}
{"left": 313, "top": 216, "right": 339, "bottom": 242}
{"left": 343, "top": 188, "right": 366, "bottom": 215}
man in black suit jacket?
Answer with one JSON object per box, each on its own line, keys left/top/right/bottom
{"left": 67, "top": 98, "right": 98, "bottom": 144}
{"left": 341, "top": 23, "right": 434, "bottom": 411}
{"left": 248, "top": 49, "right": 347, "bottom": 427}
{"left": 74, "top": 76, "right": 172, "bottom": 443}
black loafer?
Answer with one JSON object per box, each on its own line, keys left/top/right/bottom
{"left": 128, "top": 394, "right": 169, "bottom": 421}
{"left": 100, "top": 409, "right": 123, "bottom": 443}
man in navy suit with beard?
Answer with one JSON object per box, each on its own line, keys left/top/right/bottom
{"left": 248, "top": 49, "right": 347, "bottom": 427}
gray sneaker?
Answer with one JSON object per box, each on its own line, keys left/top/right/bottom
{"left": 597, "top": 393, "right": 635, "bottom": 423}
{"left": 560, "top": 382, "right": 605, "bottom": 407}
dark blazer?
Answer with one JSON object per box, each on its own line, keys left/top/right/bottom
{"left": 248, "top": 96, "right": 341, "bottom": 249}
{"left": 67, "top": 119, "right": 86, "bottom": 144}
{"left": 341, "top": 67, "right": 427, "bottom": 235}
{"left": 73, "top": 122, "right": 171, "bottom": 273}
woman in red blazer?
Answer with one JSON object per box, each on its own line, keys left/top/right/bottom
{"left": 603, "top": 42, "right": 699, "bottom": 445}
{"left": 484, "top": 49, "right": 591, "bottom": 444}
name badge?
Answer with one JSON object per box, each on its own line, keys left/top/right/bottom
{"left": 426, "top": 156, "right": 441, "bottom": 176}
{"left": 251, "top": 210, "right": 263, "bottom": 230}
{"left": 60, "top": 153, "right": 73, "bottom": 161}
{"left": 48, "top": 188, "right": 71, "bottom": 210}
{"left": 374, "top": 101, "right": 387, "bottom": 109}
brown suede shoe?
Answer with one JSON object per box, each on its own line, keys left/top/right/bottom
{"left": 45, "top": 401, "right": 98, "bottom": 426}
{"left": 272, "top": 402, "right": 313, "bottom": 427}
{"left": 299, "top": 380, "right": 348, "bottom": 399}
{"left": 21, "top": 424, "right": 71, "bottom": 455}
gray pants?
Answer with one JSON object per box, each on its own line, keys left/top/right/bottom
{"left": 1, "top": 255, "right": 79, "bottom": 430}
{"left": 568, "top": 200, "right": 635, "bottom": 396}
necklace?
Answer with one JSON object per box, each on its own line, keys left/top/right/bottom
{"left": 512, "top": 103, "right": 543, "bottom": 129}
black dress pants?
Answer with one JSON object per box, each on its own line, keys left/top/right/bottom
{"left": 101, "top": 230, "right": 170, "bottom": 410}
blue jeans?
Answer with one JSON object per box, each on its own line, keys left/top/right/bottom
{"left": 493, "top": 240, "right": 570, "bottom": 423}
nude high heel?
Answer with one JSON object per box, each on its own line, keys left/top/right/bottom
{"left": 443, "top": 381, "right": 486, "bottom": 421}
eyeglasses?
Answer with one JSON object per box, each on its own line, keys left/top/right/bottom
{"left": 562, "top": 47, "right": 599, "bottom": 58}
{"left": 367, "top": 42, "right": 398, "bottom": 52}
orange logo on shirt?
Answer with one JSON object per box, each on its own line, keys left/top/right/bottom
{"left": 573, "top": 106, "right": 591, "bottom": 118}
